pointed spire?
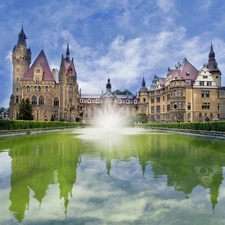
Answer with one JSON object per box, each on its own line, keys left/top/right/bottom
{"left": 17, "top": 25, "right": 28, "bottom": 48}
{"left": 106, "top": 77, "right": 112, "bottom": 91}
{"left": 66, "top": 43, "right": 70, "bottom": 60}
{"left": 207, "top": 43, "right": 220, "bottom": 73}
{"left": 142, "top": 77, "right": 146, "bottom": 87}
{"left": 139, "top": 76, "right": 148, "bottom": 92}
{"left": 209, "top": 42, "right": 215, "bottom": 59}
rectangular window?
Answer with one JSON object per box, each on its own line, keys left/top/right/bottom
{"left": 167, "top": 104, "right": 170, "bottom": 112}
{"left": 167, "top": 94, "right": 170, "bottom": 100}
{"left": 156, "top": 106, "right": 160, "bottom": 113}
{"left": 199, "top": 113, "right": 202, "bottom": 118}
{"left": 151, "top": 98, "right": 154, "bottom": 103}
{"left": 203, "top": 76, "right": 208, "bottom": 79}
{"left": 187, "top": 102, "right": 191, "bottom": 110}
{"left": 151, "top": 106, "right": 154, "bottom": 113}
{"left": 202, "top": 91, "right": 210, "bottom": 98}
{"left": 202, "top": 102, "right": 210, "bottom": 109}
{"left": 143, "top": 98, "right": 146, "bottom": 102}
{"left": 199, "top": 81, "right": 204, "bottom": 86}
{"left": 207, "top": 81, "right": 212, "bottom": 86}
{"left": 157, "top": 97, "right": 160, "bottom": 103}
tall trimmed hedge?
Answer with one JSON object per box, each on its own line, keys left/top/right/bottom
{"left": 0, "top": 120, "right": 80, "bottom": 130}
{"left": 137, "top": 121, "right": 225, "bottom": 132}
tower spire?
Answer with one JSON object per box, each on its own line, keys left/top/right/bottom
{"left": 66, "top": 43, "right": 70, "bottom": 60}
{"left": 142, "top": 77, "right": 146, "bottom": 87}
{"left": 17, "top": 26, "right": 27, "bottom": 48}
{"left": 106, "top": 77, "right": 112, "bottom": 91}
{"left": 207, "top": 43, "right": 220, "bottom": 73}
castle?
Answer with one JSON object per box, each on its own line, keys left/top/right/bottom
{"left": 9, "top": 27, "right": 225, "bottom": 122}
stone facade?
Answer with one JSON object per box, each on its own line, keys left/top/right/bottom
{"left": 9, "top": 27, "right": 225, "bottom": 122}
{"left": 9, "top": 28, "right": 79, "bottom": 122}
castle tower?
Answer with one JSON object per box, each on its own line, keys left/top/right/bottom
{"left": 138, "top": 77, "right": 149, "bottom": 115}
{"left": 207, "top": 43, "right": 221, "bottom": 87}
{"left": 10, "top": 26, "right": 31, "bottom": 119}
{"left": 58, "top": 44, "right": 79, "bottom": 121}
{"left": 106, "top": 77, "right": 112, "bottom": 92}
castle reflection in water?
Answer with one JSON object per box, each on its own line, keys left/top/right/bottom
{"left": 1, "top": 130, "right": 224, "bottom": 222}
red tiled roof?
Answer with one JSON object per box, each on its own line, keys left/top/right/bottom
{"left": 22, "top": 50, "right": 54, "bottom": 81}
{"left": 63, "top": 58, "right": 76, "bottom": 77}
{"left": 169, "top": 59, "right": 198, "bottom": 81}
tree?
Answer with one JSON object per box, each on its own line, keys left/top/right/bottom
{"left": 17, "top": 98, "right": 34, "bottom": 120}
{"left": 113, "top": 89, "right": 133, "bottom": 95}
{"left": 134, "top": 113, "right": 148, "bottom": 123}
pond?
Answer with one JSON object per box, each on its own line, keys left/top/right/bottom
{"left": 0, "top": 127, "right": 225, "bottom": 225}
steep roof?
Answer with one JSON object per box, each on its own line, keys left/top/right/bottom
{"left": 207, "top": 43, "right": 221, "bottom": 73}
{"left": 17, "top": 27, "right": 27, "bottom": 48}
{"left": 139, "top": 77, "right": 148, "bottom": 92}
{"left": 168, "top": 58, "right": 198, "bottom": 81}
{"left": 22, "top": 50, "right": 54, "bottom": 81}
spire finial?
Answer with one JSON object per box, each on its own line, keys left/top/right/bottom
{"left": 142, "top": 77, "right": 146, "bottom": 87}
{"left": 66, "top": 43, "right": 70, "bottom": 60}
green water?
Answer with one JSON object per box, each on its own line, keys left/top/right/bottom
{"left": 0, "top": 127, "right": 225, "bottom": 225}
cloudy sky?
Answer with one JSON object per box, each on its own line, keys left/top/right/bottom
{"left": 1, "top": 0, "right": 225, "bottom": 108}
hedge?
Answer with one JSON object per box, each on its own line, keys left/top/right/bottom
{"left": 0, "top": 120, "right": 80, "bottom": 130}
{"left": 136, "top": 121, "right": 225, "bottom": 132}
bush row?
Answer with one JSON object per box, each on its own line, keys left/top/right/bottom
{"left": 138, "top": 121, "right": 225, "bottom": 132}
{"left": 0, "top": 120, "right": 80, "bottom": 130}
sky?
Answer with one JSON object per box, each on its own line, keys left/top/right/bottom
{"left": 1, "top": 0, "right": 225, "bottom": 108}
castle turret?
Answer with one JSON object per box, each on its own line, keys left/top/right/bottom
{"left": 106, "top": 78, "right": 112, "bottom": 92}
{"left": 12, "top": 26, "right": 31, "bottom": 100}
{"left": 207, "top": 43, "right": 221, "bottom": 87}
{"left": 10, "top": 26, "right": 31, "bottom": 119}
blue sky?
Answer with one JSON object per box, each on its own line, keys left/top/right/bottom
{"left": 1, "top": 0, "right": 225, "bottom": 108}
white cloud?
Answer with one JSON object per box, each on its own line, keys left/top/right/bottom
{"left": 156, "top": 0, "right": 175, "bottom": 12}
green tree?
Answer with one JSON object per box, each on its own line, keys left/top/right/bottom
{"left": 17, "top": 98, "right": 34, "bottom": 120}
{"left": 134, "top": 113, "right": 148, "bottom": 123}
{"left": 113, "top": 89, "right": 133, "bottom": 95}
{"left": 51, "top": 115, "right": 55, "bottom": 121}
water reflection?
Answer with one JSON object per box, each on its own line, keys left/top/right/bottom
{"left": 0, "top": 128, "right": 225, "bottom": 224}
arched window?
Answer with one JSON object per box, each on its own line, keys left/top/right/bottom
{"left": 46, "top": 86, "right": 49, "bottom": 92}
{"left": 32, "top": 96, "right": 37, "bottom": 105}
{"left": 174, "top": 90, "right": 177, "bottom": 97}
{"left": 54, "top": 97, "right": 59, "bottom": 106}
{"left": 27, "top": 86, "right": 30, "bottom": 92}
{"left": 68, "top": 98, "right": 72, "bottom": 106}
{"left": 38, "top": 86, "right": 41, "bottom": 92}
{"left": 39, "top": 96, "right": 44, "bottom": 105}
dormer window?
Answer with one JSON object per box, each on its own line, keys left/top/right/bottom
{"left": 36, "top": 69, "right": 40, "bottom": 73}
{"left": 126, "top": 99, "right": 130, "bottom": 104}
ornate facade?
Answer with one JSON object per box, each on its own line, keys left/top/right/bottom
{"left": 9, "top": 27, "right": 225, "bottom": 122}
